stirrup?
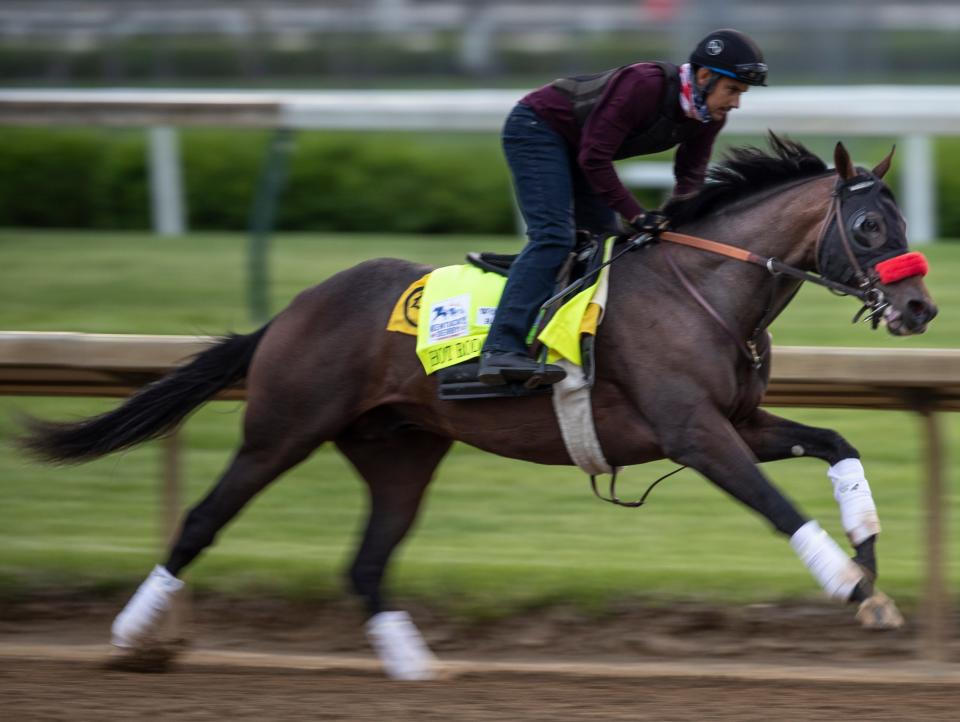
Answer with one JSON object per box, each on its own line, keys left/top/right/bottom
{"left": 523, "top": 359, "right": 566, "bottom": 388}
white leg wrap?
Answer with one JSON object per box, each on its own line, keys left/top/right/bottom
{"left": 827, "top": 458, "right": 881, "bottom": 545}
{"left": 366, "top": 611, "right": 437, "bottom": 681}
{"left": 790, "top": 521, "right": 864, "bottom": 601}
{"left": 111, "top": 565, "right": 184, "bottom": 648}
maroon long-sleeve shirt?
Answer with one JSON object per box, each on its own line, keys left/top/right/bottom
{"left": 522, "top": 62, "right": 724, "bottom": 221}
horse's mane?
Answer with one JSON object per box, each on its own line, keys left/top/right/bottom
{"left": 662, "top": 133, "right": 829, "bottom": 225}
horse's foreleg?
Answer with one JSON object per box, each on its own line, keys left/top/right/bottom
{"left": 734, "top": 408, "right": 859, "bottom": 465}
{"left": 734, "top": 409, "right": 880, "bottom": 573}
{"left": 733, "top": 409, "right": 902, "bottom": 628}
{"left": 659, "top": 409, "right": 869, "bottom": 605}
{"left": 336, "top": 427, "right": 452, "bottom": 681}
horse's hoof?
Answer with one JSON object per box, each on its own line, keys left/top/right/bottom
{"left": 855, "top": 590, "right": 905, "bottom": 630}
{"left": 103, "top": 638, "right": 187, "bottom": 673}
{"left": 366, "top": 610, "right": 439, "bottom": 681}
{"left": 111, "top": 565, "right": 184, "bottom": 648}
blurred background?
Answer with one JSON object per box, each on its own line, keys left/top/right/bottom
{"left": 4, "top": 0, "right": 960, "bottom": 87}
{"left": 0, "top": 0, "right": 958, "bottom": 642}
{"left": 2, "top": 0, "right": 960, "bottom": 238}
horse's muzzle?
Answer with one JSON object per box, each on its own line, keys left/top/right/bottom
{"left": 883, "top": 296, "right": 937, "bottom": 335}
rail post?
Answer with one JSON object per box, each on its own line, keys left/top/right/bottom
{"left": 917, "top": 397, "right": 948, "bottom": 662}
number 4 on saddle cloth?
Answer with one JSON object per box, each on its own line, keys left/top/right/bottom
{"left": 386, "top": 236, "right": 614, "bottom": 400}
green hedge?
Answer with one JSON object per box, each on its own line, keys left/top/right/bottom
{"left": 0, "top": 128, "right": 519, "bottom": 234}
{"left": 0, "top": 127, "right": 957, "bottom": 237}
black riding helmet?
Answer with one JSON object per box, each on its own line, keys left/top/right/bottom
{"left": 690, "top": 29, "right": 768, "bottom": 86}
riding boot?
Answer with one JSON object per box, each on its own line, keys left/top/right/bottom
{"left": 477, "top": 350, "right": 566, "bottom": 386}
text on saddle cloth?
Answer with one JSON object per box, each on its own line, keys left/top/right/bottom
{"left": 386, "top": 238, "right": 615, "bottom": 374}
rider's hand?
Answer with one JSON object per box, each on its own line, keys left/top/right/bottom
{"left": 629, "top": 211, "right": 671, "bottom": 235}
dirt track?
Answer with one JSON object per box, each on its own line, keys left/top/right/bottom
{"left": 2, "top": 594, "right": 958, "bottom": 721}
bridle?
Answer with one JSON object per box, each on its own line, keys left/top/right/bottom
{"left": 657, "top": 171, "right": 929, "bottom": 364}
{"left": 812, "top": 176, "right": 893, "bottom": 327}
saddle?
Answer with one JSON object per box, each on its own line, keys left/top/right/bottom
{"left": 436, "top": 232, "right": 609, "bottom": 400}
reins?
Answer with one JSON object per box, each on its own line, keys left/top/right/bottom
{"left": 655, "top": 226, "right": 877, "bottom": 370}
{"left": 655, "top": 187, "right": 906, "bottom": 358}
{"left": 536, "top": 222, "right": 867, "bottom": 326}
{"left": 658, "top": 229, "right": 874, "bottom": 301}
{"left": 659, "top": 239, "right": 767, "bottom": 368}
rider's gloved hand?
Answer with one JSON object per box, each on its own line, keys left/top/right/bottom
{"left": 629, "top": 210, "right": 671, "bottom": 235}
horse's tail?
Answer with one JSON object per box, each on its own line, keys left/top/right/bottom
{"left": 19, "top": 325, "right": 270, "bottom": 464}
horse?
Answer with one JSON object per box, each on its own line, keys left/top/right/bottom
{"left": 19, "top": 135, "right": 937, "bottom": 680}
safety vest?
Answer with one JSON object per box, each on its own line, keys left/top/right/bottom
{"left": 550, "top": 62, "right": 700, "bottom": 159}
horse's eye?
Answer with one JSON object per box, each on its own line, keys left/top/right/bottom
{"left": 852, "top": 212, "right": 886, "bottom": 248}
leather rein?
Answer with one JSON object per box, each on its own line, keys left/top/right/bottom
{"left": 654, "top": 186, "right": 888, "bottom": 369}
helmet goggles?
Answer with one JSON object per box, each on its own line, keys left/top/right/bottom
{"left": 705, "top": 62, "right": 768, "bottom": 86}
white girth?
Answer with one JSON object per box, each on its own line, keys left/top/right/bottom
{"left": 550, "top": 262, "right": 616, "bottom": 476}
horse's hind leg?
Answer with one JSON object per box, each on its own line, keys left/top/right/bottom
{"left": 111, "top": 431, "right": 321, "bottom": 650}
{"left": 335, "top": 425, "right": 452, "bottom": 680}
{"left": 165, "top": 441, "right": 316, "bottom": 575}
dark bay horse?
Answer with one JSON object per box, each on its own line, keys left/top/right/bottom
{"left": 21, "top": 136, "right": 937, "bottom": 679}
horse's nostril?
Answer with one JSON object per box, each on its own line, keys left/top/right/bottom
{"left": 908, "top": 299, "right": 935, "bottom": 323}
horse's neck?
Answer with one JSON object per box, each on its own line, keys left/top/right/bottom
{"left": 667, "top": 175, "right": 834, "bottom": 337}
{"left": 720, "top": 174, "right": 833, "bottom": 266}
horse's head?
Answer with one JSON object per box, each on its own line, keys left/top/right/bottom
{"left": 816, "top": 143, "right": 938, "bottom": 335}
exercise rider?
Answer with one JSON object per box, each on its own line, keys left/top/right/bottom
{"left": 477, "top": 28, "right": 768, "bottom": 386}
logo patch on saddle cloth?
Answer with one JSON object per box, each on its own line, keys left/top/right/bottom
{"left": 428, "top": 294, "right": 470, "bottom": 342}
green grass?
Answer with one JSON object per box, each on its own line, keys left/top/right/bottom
{"left": 1, "top": 230, "right": 958, "bottom": 615}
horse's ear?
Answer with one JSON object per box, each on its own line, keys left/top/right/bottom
{"left": 872, "top": 146, "right": 896, "bottom": 179}
{"left": 834, "top": 142, "right": 856, "bottom": 181}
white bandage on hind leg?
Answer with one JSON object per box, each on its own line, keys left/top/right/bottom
{"left": 111, "top": 565, "right": 184, "bottom": 648}
{"left": 827, "top": 458, "right": 881, "bottom": 545}
{"left": 366, "top": 610, "right": 437, "bottom": 681}
{"left": 790, "top": 520, "right": 864, "bottom": 601}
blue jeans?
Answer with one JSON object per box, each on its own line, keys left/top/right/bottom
{"left": 484, "top": 103, "right": 617, "bottom": 355}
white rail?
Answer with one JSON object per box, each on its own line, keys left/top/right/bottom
{"left": 1, "top": 87, "right": 957, "bottom": 241}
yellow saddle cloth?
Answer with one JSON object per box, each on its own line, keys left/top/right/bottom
{"left": 387, "top": 239, "right": 612, "bottom": 374}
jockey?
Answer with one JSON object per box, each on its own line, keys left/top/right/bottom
{"left": 478, "top": 28, "right": 768, "bottom": 387}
